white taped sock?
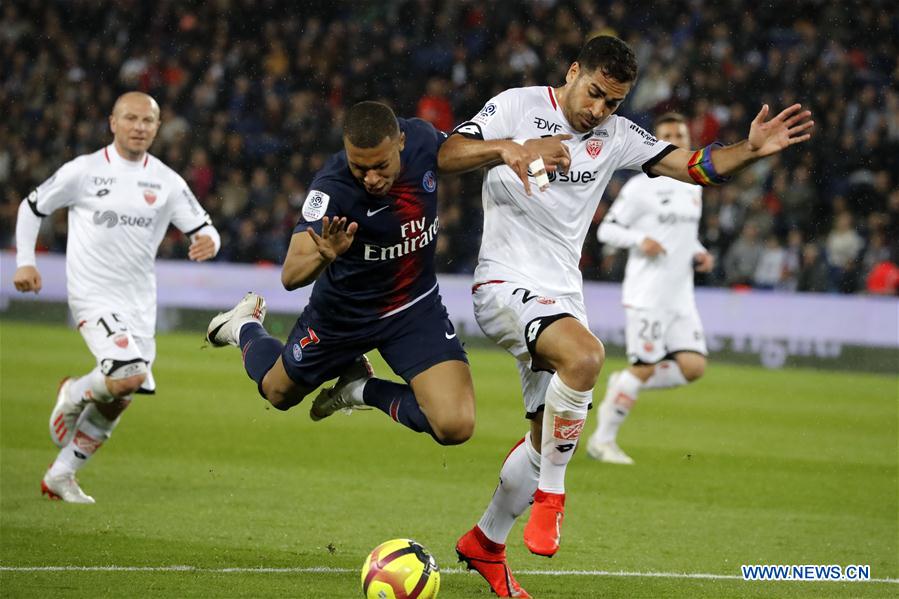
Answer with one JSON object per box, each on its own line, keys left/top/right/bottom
{"left": 68, "top": 367, "right": 113, "bottom": 404}
{"left": 477, "top": 432, "right": 541, "bottom": 545}
{"left": 593, "top": 370, "right": 641, "bottom": 444}
{"left": 539, "top": 374, "right": 591, "bottom": 494}
{"left": 643, "top": 360, "right": 689, "bottom": 389}
{"left": 48, "top": 404, "right": 119, "bottom": 477}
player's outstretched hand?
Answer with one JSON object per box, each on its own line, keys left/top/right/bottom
{"left": 693, "top": 251, "right": 714, "bottom": 273}
{"left": 640, "top": 237, "right": 666, "bottom": 257}
{"left": 524, "top": 134, "right": 573, "bottom": 173}
{"left": 188, "top": 234, "right": 217, "bottom": 261}
{"left": 13, "top": 265, "right": 42, "bottom": 293}
{"left": 307, "top": 216, "right": 358, "bottom": 262}
{"left": 748, "top": 104, "right": 814, "bottom": 157}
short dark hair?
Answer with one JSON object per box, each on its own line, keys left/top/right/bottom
{"left": 653, "top": 112, "right": 687, "bottom": 131}
{"left": 343, "top": 101, "right": 400, "bottom": 148}
{"left": 576, "top": 35, "right": 638, "bottom": 83}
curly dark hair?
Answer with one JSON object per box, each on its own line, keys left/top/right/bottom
{"left": 343, "top": 101, "right": 400, "bottom": 148}
{"left": 576, "top": 35, "right": 638, "bottom": 83}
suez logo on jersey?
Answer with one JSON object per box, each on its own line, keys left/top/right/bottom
{"left": 657, "top": 212, "right": 701, "bottom": 225}
{"left": 92, "top": 210, "right": 153, "bottom": 228}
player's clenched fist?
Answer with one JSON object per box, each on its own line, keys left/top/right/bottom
{"left": 13, "top": 265, "right": 42, "bottom": 293}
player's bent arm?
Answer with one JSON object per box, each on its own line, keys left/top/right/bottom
{"left": 281, "top": 231, "right": 330, "bottom": 290}
{"left": 436, "top": 134, "right": 523, "bottom": 174}
{"left": 597, "top": 219, "right": 644, "bottom": 249}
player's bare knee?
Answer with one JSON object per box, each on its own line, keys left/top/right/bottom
{"left": 264, "top": 387, "right": 298, "bottom": 411}
{"left": 558, "top": 338, "right": 604, "bottom": 388}
{"left": 432, "top": 416, "right": 474, "bottom": 445}
{"left": 106, "top": 373, "right": 146, "bottom": 398}
{"left": 680, "top": 356, "right": 706, "bottom": 382}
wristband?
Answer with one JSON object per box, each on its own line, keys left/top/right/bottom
{"left": 687, "top": 142, "right": 731, "bottom": 186}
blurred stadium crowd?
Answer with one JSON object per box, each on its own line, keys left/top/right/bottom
{"left": 2, "top": 0, "right": 897, "bottom": 294}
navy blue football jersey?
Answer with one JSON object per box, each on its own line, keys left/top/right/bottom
{"left": 294, "top": 118, "right": 448, "bottom": 323}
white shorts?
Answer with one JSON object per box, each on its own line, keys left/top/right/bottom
{"left": 473, "top": 281, "right": 589, "bottom": 417}
{"left": 624, "top": 305, "right": 707, "bottom": 365}
{"left": 77, "top": 310, "right": 157, "bottom": 393}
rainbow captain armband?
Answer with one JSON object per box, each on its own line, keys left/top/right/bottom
{"left": 687, "top": 142, "right": 731, "bottom": 186}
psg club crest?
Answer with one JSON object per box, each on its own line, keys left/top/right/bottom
{"left": 143, "top": 189, "right": 157, "bottom": 205}
{"left": 422, "top": 170, "right": 437, "bottom": 193}
{"left": 586, "top": 138, "right": 603, "bottom": 159}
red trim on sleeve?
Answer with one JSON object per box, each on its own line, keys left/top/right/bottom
{"left": 547, "top": 87, "right": 557, "bottom": 110}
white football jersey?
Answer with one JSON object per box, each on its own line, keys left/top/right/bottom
{"left": 456, "top": 86, "right": 674, "bottom": 297}
{"left": 26, "top": 145, "right": 212, "bottom": 336}
{"left": 600, "top": 172, "right": 704, "bottom": 309}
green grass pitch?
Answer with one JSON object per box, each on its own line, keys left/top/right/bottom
{"left": 1, "top": 320, "right": 896, "bottom": 598}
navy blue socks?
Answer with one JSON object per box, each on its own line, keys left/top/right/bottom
{"left": 363, "top": 378, "right": 437, "bottom": 441}
{"left": 238, "top": 322, "right": 283, "bottom": 396}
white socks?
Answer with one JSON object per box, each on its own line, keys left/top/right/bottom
{"left": 478, "top": 433, "right": 541, "bottom": 545}
{"left": 593, "top": 370, "right": 641, "bottom": 444}
{"left": 344, "top": 378, "right": 367, "bottom": 404}
{"left": 48, "top": 403, "right": 120, "bottom": 477}
{"left": 539, "top": 373, "right": 591, "bottom": 494}
{"left": 68, "top": 367, "right": 113, "bottom": 404}
{"left": 642, "top": 360, "right": 688, "bottom": 389}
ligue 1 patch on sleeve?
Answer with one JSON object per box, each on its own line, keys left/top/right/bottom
{"left": 302, "top": 190, "right": 330, "bottom": 221}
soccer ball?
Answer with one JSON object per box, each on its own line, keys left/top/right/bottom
{"left": 361, "top": 538, "right": 440, "bottom": 599}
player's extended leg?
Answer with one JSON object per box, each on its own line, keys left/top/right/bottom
{"left": 645, "top": 352, "right": 706, "bottom": 388}
{"left": 408, "top": 360, "right": 475, "bottom": 445}
{"left": 314, "top": 360, "right": 474, "bottom": 445}
{"left": 311, "top": 296, "right": 471, "bottom": 444}
{"left": 43, "top": 373, "right": 143, "bottom": 504}
{"left": 523, "top": 316, "right": 604, "bottom": 557}
{"left": 588, "top": 363, "right": 652, "bottom": 464}
{"left": 588, "top": 354, "right": 705, "bottom": 463}
{"left": 456, "top": 366, "right": 548, "bottom": 598}
{"left": 207, "top": 292, "right": 315, "bottom": 410}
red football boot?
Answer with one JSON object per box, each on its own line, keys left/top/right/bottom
{"left": 456, "top": 526, "right": 531, "bottom": 598}
{"left": 523, "top": 490, "right": 565, "bottom": 557}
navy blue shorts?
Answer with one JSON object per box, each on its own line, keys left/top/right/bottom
{"left": 281, "top": 291, "right": 468, "bottom": 388}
